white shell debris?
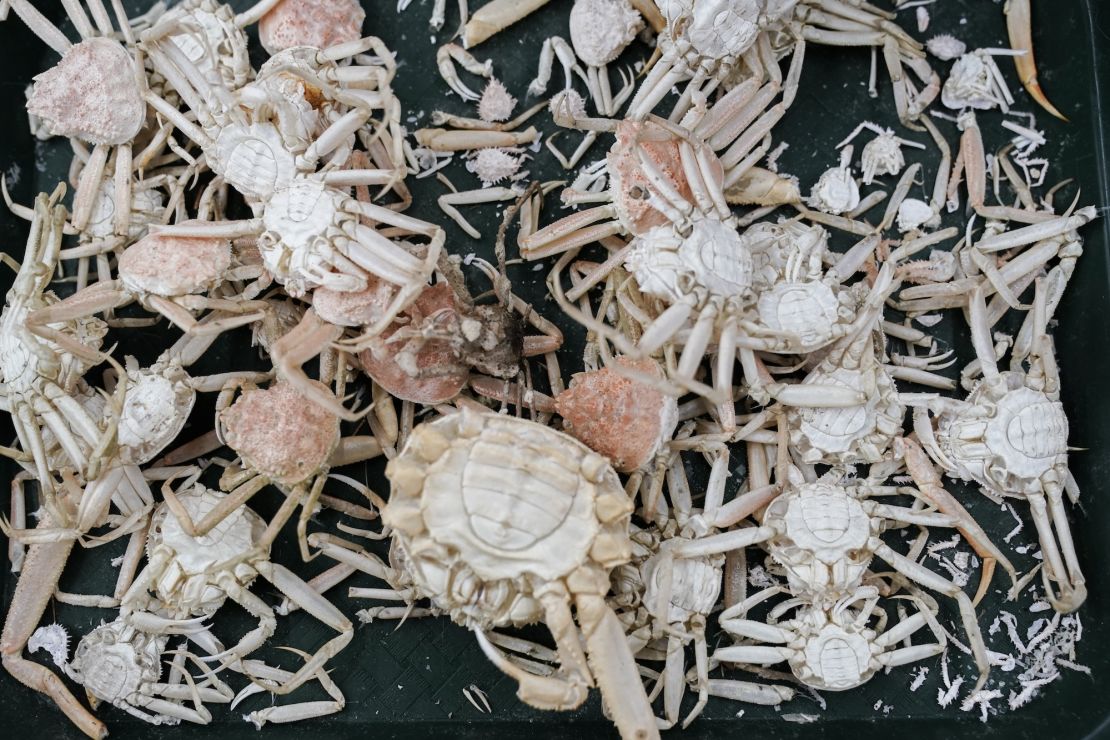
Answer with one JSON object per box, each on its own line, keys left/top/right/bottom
{"left": 781, "top": 713, "right": 820, "bottom": 724}
{"left": 28, "top": 623, "right": 70, "bottom": 668}
{"left": 917, "top": 7, "right": 930, "bottom": 33}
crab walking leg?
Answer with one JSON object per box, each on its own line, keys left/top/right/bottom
{"left": 1028, "top": 479, "right": 1087, "bottom": 613}
{"left": 269, "top": 309, "right": 362, "bottom": 421}
{"left": 2, "top": 514, "right": 106, "bottom": 740}
{"left": 975, "top": 207, "right": 1098, "bottom": 253}
{"left": 6, "top": 0, "right": 72, "bottom": 55}
{"left": 871, "top": 541, "right": 989, "bottom": 691}
{"left": 475, "top": 630, "right": 590, "bottom": 710}
{"left": 246, "top": 562, "right": 354, "bottom": 695}
{"left": 575, "top": 591, "right": 659, "bottom": 740}
{"left": 899, "top": 437, "right": 1018, "bottom": 601}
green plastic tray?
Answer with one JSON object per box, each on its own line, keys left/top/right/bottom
{"left": 1, "top": 1, "right": 1108, "bottom": 738}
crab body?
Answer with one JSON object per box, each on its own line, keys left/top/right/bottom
{"left": 936, "top": 374, "right": 1068, "bottom": 495}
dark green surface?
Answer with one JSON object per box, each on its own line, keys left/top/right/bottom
{"left": 0, "top": 0, "right": 1108, "bottom": 738}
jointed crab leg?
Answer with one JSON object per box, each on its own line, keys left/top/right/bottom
{"left": 1005, "top": 0, "right": 1067, "bottom": 121}
{"left": 899, "top": 436, "right": 1019, "bottom": 604}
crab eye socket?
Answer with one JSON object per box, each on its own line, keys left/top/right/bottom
{"left": 628, "top": 186, "right": 647, "bottom": 200}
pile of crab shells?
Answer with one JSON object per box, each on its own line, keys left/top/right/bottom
{"left": 0, "top": 0, "right": 1094, "bottom": 738}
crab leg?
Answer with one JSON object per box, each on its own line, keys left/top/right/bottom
{"left": 899, "top": 436, "right": 1018, "bottom": 602}
{"left": 2, "top": 513, "right": 105, "bottom": 739}
{"left": 1005, "top": 0, "right": 1066, "bottom": 120}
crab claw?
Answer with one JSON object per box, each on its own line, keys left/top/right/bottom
{"left": 1005, "top": 0, "right": 1067, "bottom": 121}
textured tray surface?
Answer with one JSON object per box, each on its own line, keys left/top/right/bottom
{"left": 1, "top": 1, "right": 1109, "bottom": 738}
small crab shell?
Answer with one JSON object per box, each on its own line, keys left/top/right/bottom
{"left": 27, "top": 38, "right": 144, "bottom": 145}
{"left": 608, "top": 120, "right": 702, "bottom": 236}
{"left": 684, "top": 0, "right": 760, "bottom": 60}
{"left": 555, "top": 358, "right": 678, "bottom": 473}
{"left": 860, "top": 134, "right": 905, "bottom": 183}
{"left": 640, "top": 552, "right": 722, "bottom": 623}
{"left": 896, "top": 198, "right": 935, "bottom": 233}
{"left": 151, "top": 486, "right": 265, "bottom": 610}
{"left": 85, "top": 182, "right": 164, "bottom": 241}
{"left": 942, "top": 52, "right": 1001, "bottom": 111}
{"left": 313, "top": 278, "right": 397, "bottom": 327}
{"left": 258, "top": 0, "right": 366, "bottom": 55}
{"left": 756, "top": 281, "right": 842, "bottom": 349}
{"left": 118, "top": 230, "right": 231, "bottom": 297}
{"left": 220, "top": 381, "right": 340, "bottom": 486}
{"left": 465, "top": 147, "right": 524, "bottom": 186}
{"left": 926, "top": 34, "right": 966, "bottom": 61}
{"left": 168, "top": 0, "right": 251, "bottom": 89}
{"left": 477, "top": 78, "right": 516, "bottom": 123}
{"left": 358, "top": 283, "right": 469, "bottom": 404}
{"left": 66, "top": 621, "right": 164, "bottom": 706}
{"left": 118, "top": 361, "right": 196, "bottom": 465}
{"left": 788, "top": 365, "right": 902, "bottom": 465}
{"left": 797, "top": 620, "right": 877, "bottom": 691}
{"left": 213, "top": 122, "right": 297, "bottom": 201}
{"left": 808, "top": 166, "right": 860, "bottom": 215}
{"left": 569, "top": 0, "right": 644, "bottom": 67}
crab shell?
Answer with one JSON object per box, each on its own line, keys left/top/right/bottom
{"left": 117, "top": 360, "right": 196, "bottom": 465}
{"left": 357, "top": 283, "right": 470, "bottom": 404}
{"left": 926, "top": 34, "right": 966, "bottom": 61}
{"left": 640, "top": 551, "right": 722, "bottom": 624}
{"left": 220, "top": 381, "right": 340, "bottom": 486}
{"left": 937, "top": 373, "right": 1069, "bottom": 495}
{"left": 212, "top": 122, "right": 297, "bottom": 202}
{"left": 941, "top": 52, "right": 998, "bottom": 111}
{"left": 168, "top": 0, "right": 251, "bottom": 90}
{"left": 66, "top": 619, "right": 167, "bottom": 707}
{"left": 788, "top": 363, "right": 904, "bottom": 465}
{"left": 118, "top": 230, "right": 231, "bottom": 298}
{"left": 27, "top": 38, "right": 145, "bottom": 145}
{"left": 314, "top": 278, "right": 397, "bottom": 328}
{"left": 569, "top": 0, "right": 644, "bottom": 67}
{"left": 383, "top": 409, "right": 634, "bottom": 630}
{"left": 791, "top": 613, "right": 881, "bottom": 691}
{"left": 149, "top": 485, "right": 266, "bottom": 613}
{"left": 808, "top": 166, "right": 860, "bottom": 215}
{"left": 763, "top": 482, "right": 873, "bottom": 600}
{"left": 756, "top": 279, "right": 845, "bottom": 352}
{"left": 860, "top": 134, "right": 905, "bottom": 183}
{"left": 626, "top": 217, "right": 753, "bottom": 303}
{"left": 555, "top": 358, "right": 678, "bottom": 473}
{"left": 260, "top": 179, "right": 359, "bottom": 294}
{"left": 685, "top": 0, "right": 760, "bottom": 61}
{"left": 607, "top": 120, "right": 706, "bottom": 236}
{"left": 85, "top": 181, "right": 165, "bottom": 241}
{"left": 258, "top": 0, "right": 366, "bottom": 55}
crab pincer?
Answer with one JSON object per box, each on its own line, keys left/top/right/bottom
{"left": 1005, "top": 0, "right": 1067, "bottom": 121}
